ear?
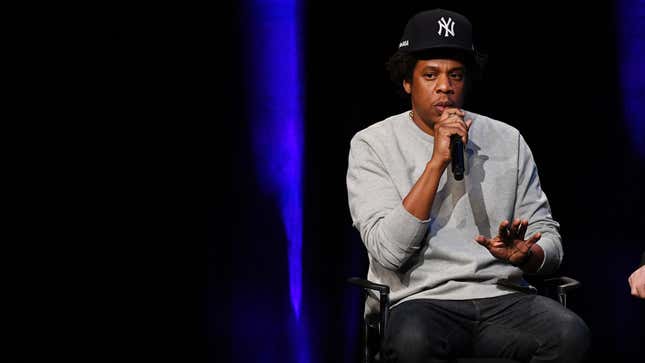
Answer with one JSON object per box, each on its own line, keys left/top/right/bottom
{"left": 403, "top": 79, "right": 411, "bottom": 94}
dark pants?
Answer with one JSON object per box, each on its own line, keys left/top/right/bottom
{"left": 384, "top": 293, "right": 590, "bottom": 363}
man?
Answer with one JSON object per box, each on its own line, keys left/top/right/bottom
{"left": 346, "top": 9, "right": 590, "bottom": 362}
{"left": 628, "top": 251, "right": 645, "bottom": 298}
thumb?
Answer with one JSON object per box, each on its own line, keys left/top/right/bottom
{"left": 474, "top": 235, "right": 489, "bottom": 247}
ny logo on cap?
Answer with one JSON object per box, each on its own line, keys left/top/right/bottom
{"left": 437, "top": 17, "right": 455, "bottom": 37}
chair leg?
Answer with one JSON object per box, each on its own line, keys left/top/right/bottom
{"left": 559, "top": 293, "right": 567, "bottom": 308}
{"left": 363, "top": 321, "right": 369, "bottom": 363}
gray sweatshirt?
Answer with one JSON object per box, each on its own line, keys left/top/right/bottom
{"left": 346, "top": 110, "right": 562, "bottom": 312}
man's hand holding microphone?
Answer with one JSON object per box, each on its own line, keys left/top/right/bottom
{"left": 428, "top": 108, "right": 471, "bottom": 180}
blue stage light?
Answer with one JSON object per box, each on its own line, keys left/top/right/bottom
{"left": 244, "top": 0, "right": 309, "bottom": 361}
{"left": 617, "top": 0, "right": 645, "bottom": 158}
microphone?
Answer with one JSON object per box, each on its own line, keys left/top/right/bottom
{"left": 450, "top": 134, "right": 465, "bottom": 180}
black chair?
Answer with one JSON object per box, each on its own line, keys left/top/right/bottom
{"left": 347, "top": 276, "right": 581, "bottom": 363}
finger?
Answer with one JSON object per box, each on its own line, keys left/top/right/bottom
{"left": 525, "top": 232, "right": 541, "bottom": 248}
{"left": 438, "top": 111, "right": 466, "bottom": 125}
{"left": 463, "top": 119, "right": 473, "bottom": 144}
{"left": 438, "top": 125, "right": 469, "bottom": 145}
{"left": 439, "top": 112, "right": 467, "bottom": 125}
{"left": 498, "top": 220, "right": 510, "bottom": 239}
{"left": 438, "top": 124, "right": 468, "bottom": 136}
{"left": 491, "top": 240, "right": 505, "bottom": 248}
{"left": 474, "top": 235, "right": 490, "bottom": 247}
{"left": 440, "top": 111, "right": 464, "bottom": 123}
{"left": 517, "top": 219, "right": 528, "bottom": 240}
{"left": 632, "top": 284, "right": 644, "bottom": 298}
{"left": 437, "top": 119, "right": 468, "bottom": 134}
{"left": 444, "top": 112, "right": 464, "bottom": 120}
{"left": 462, "top": 125, "right": 470, "bottom": 145}
{"left": 509, "top": 218, "right": 521, "bottom": 238}
{"left": 443, "top": 108, "right": 465, "bottom": 117}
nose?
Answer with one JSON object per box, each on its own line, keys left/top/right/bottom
{"left": 435, "top": 73, "right": 454, "bottom": 94}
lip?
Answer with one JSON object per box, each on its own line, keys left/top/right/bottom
{"left": 433, "top": 101, "right": 454, "bottom": 114}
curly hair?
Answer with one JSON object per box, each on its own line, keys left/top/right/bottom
{"left": 385, "top": 48, "right": 486, "bottom": 99}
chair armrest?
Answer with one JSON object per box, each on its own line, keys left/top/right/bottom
{"left": 542, "top": 276, "right": 581, "bottom": 295}
{"left": 347, "top": 276, "right": 391, "bottom": 351}
{"left": 347, "top": 277, "right": 390, "bottom": 294}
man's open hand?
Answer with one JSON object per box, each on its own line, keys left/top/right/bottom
{"left": 475, "top": 219, "right": 540, "bottom": 266}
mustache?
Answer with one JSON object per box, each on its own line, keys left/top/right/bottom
{"left": 433, "top": 100, "right": 455, "bottom": 106}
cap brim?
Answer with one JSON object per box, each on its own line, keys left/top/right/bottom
{"left": 401, "top": 44, "right": 474, "bottom": 54}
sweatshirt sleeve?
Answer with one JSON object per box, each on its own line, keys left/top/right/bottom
{"left": 346, "top": 135, "right": 430, "bottom": 271}
{"left": 515, "top": 134, "right": 563, "bottom": 274}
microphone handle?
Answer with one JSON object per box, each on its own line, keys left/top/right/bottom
{"left": 450, "top": 134, "right": 465, "bottom": 180}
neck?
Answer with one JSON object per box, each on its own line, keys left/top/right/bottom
{"left": 410, "top": 111, "right": 436, "bottom": 136}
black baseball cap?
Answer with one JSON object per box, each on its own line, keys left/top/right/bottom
{"left": 398, "top": 9, "right": 474, "bottom": 55}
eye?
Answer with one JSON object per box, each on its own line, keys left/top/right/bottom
{"left": 423, "top": 73, "right": 437, "bottom": 80}
{"left": 450, "top": 72, "right": 464, "bottom": 80}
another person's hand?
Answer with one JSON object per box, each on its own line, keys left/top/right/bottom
{"left": 628, "top": 265, "right": 645, "bottom": 299}
{"left": 429, "top": 108, "right": 472, "bottom": 169}
{"left": 475, "top": 219, "right": 540, "bottom": 266}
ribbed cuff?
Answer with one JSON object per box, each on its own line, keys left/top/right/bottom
{"left": 535, "top": 238, "right": 558, "bottom": 274}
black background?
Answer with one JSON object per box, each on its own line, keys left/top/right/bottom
{"left": 219, "top": 1, "right": 645, "bottom": 362}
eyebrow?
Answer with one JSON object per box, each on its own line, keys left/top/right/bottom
{"left": 422, "top": 66, "right": 466, "bottom": 72}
